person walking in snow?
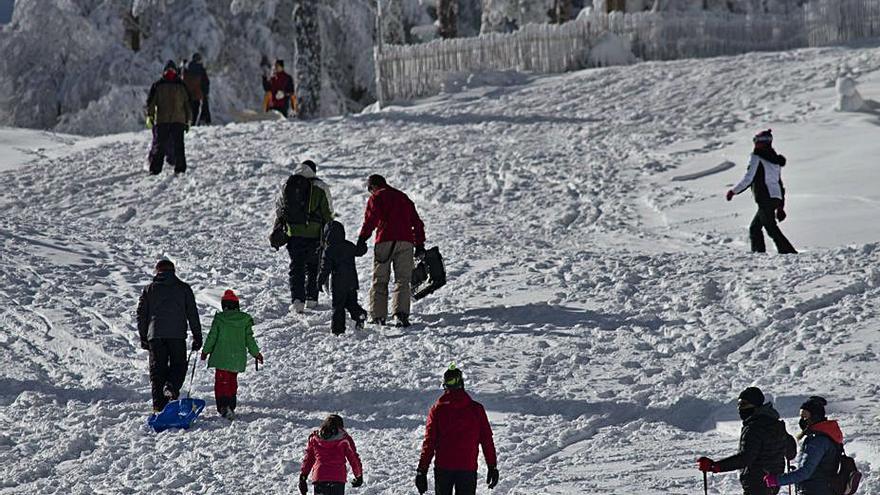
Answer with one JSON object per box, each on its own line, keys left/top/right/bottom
{"left": 299, "top": 414, "right": 364, "bottom": 495}
{"left": 357, "top": 174, "right": 425, "bottom": 328}
{"left": 262, "top": 59, "right": 296, "bottom": 118}
{"left": 199, "top": 290, "right": 263, "bottom": 419}
{"left": 183, "top": 52, "right": 211, "bottom": 126}
{"left": 416, "top": 366, "right": 499, "bottom": 495}
{"left": 726, "top": 129, "right": 797, "bottom": 254}
{"left": 317, "top": 221, "right": 368, "bottom": 335}
{"left": 697, "top": 387, "right": 796, "bottom": 495}
{"left": 274, "top": 160, "right": 333, "bottom": 313}
{"left": 145, "top": 60, "right": 192, "bottom": 174}
{"left": 763, "top": 397, "right": 845, "bottom": 494}
{"left": 137, "top": 259, "right": 202, "bottom": 412}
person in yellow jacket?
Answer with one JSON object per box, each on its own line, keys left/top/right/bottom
{"left": 200, "top": 290, "right": 263, "bottom": 419}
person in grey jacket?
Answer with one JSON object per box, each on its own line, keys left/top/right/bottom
{"left": 137, "top": 259, "right": 202, "bottom": 412}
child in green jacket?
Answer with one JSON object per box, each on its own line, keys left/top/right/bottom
{"left": 200, "top": 290, "right": 263, "bottom": 419}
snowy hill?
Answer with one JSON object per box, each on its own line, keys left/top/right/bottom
{"left": 2, "top": 43, "right": 880, "bottom": 494}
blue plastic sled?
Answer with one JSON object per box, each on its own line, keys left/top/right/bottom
{"left": 148, "top": 398, "right": 206, "bottom": 432}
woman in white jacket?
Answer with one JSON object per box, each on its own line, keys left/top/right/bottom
{"left": 726, "top": 129, "right": 797, "bottom": 254}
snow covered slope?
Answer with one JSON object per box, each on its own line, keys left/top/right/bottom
{"left": 2, "top": 44, "right": 880, "bottom": 494}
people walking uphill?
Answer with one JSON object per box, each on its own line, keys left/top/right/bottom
{"left": 697, "top": 387, "right": 796, "bottom": 495}
{"left": 137, "top": 259, "right": 203, "bottom": 412}
{"left": 764, "top": 397, "right": 854, "bottom": 494}
{"left": 183, "top": 52, "right": 211, "bottom": 126}
{"left": 262, "top": 59, "right": 296, "bottom": 118}
{"left": 145, "top": 60, "right": 192, "bottom": 175}
{"left": 318, "top": 221, "right": 368, "bottom": 335}
{"left": 726, "top": 129, "right": 797, "bottom": 254}
{"left": 199, "top": 290, "right": 263, "bottom": 419}
{"left": 274, "top": 160, "right": 333, "bottom": 314}
{"left": 357, "top": 174, "right": 425, "bottom": 328}
{"left": 299, "top": 414, "right": 364, "bottom": 495}
{"left": 416, "top": 365, "right": 499, "bottom": 495}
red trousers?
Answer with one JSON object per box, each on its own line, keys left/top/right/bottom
{"left": 214, "top": 369, "right": 238, "bottom": 399}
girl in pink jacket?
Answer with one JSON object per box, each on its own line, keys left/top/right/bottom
{"left": 299, "top": 414, "right": 364, "bottom": 495}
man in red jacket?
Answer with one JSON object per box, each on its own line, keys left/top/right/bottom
{"left": 416, "top": 366, "right": 499, "bottom": 495}
{"left": 357, "top": 174, "right": 425, "bottom": 328}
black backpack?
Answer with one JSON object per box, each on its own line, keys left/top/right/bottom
{"left": 831, "top": 448, "right": 862, "bottom": 495}
{"left": 283, "top": 174, "right": 313, "bottom": 226}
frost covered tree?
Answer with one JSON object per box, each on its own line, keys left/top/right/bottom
{"left": 437, "top": 0, "right": 458, "bottom": 38}
{"left": 293, "top": 0, "right": 320, "bottom": 119}
{"left": 381, "top": 0, "right": 406, "bottom": 45}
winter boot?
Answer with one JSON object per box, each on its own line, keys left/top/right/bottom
{"left": 370, "top": 317, "right": 386, "bottom": 326}
{"left": 354, "top": 312, "right": 367, "bottom": 330}
{"left": 290, "top": 300, "right": 305, "bottom": 314}
{"left": 305, "top": 299, "right": 318, "bottom": 309}
{"left": 394, "top": 313, "right": 411, "bottom": 328}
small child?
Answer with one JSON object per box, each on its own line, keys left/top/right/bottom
{"left": 200, "top": 290, "right": 263, "bottom": 419}
{"left": 317, "top": 221, "right": 368, "bottom": 335}
{"left": 299, "top": 414, "right": 364, "bottom": 495}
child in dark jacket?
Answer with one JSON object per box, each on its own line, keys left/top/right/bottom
{"left": 200, "top": 290, "right": 263, "bottom": 419}
{"left": 318, "top": 221, "right": 368, "bottom": 335}
{"left": 299, "top": 414, "right": 364, "bottom": 495}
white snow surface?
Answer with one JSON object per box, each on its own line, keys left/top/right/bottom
{"left": 2, "top": 44, "right": 880, "bottom": 494}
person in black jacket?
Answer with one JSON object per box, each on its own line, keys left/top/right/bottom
{"left": 136, "top": 259, "right": 203, "bottom": 412}
{"left": 697, "top": 387, "right": 797, "bottom": 495}
{"left": 183, "top": 53, "right": 211, "bottom": 126}
{"left": 317, "top": 221, "right": 368, "bottom": 335}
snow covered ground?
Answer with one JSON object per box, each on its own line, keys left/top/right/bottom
{"left": 2, "top": 44, "right": 880, "bottom": 494}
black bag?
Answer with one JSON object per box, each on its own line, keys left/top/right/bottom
{"left": 283, "top": 174, "right": 312, "bottom": 226}
{"left": 412, "top": 246, "right": 446, "bottom": 300}
{"left": 269, "top": 219, "right": 290, "bottom": 250}
{"left": 831, "top": 448, "right": 862, "bottom": 495}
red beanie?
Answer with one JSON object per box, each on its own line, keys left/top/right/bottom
{"left": 221, "top": 290, "right": 239, "bottom": 303}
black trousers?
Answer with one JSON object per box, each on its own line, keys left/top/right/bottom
{"left": 148, "top": 338, "right": 187, "bottom": 410}
{"left": 435, "top": 470, "right": 477, "bottom": 495}
{"left": 288, "top": 236, "right": 321, "bottom": 303}
{"left": 749, "top": 200, "right": 796, "bottom": 254}
{"left": 331, "top": 288, "right": 366, "bottom": 334}
{"left": 191, "top": 98, "right": 211, "bottom": 125}
{"left": 313, "top": 482, "right": 344, "bottom": 495}
{"left": 149, "top": 123, "right": 187, "bottom": 174}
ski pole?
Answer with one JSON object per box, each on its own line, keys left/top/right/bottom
{"left": 703, "top": 471, "right": 708, "bottom": 495}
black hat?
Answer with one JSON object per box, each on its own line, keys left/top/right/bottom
{"left": 191, "top": 52, "right": 202, "bottom": 62}
{"left": 738, "top": 387, "right": 765, "bottom": 407}
{"left": 164, "top": 60, "right": 178, "bottom": 72}
{"left": 753, "top": 129, "right": 773, "bottom": 144}
{"left": 155, "top": 259, "right": 175, "bottom": 273}
{"left": 302, "top": 160, "right": 317, "bottom": 173}
{"left": 800, "top": 396, "right": 827, "bottom": 419}
{"left": 443, "top": 365, "right": 464, "bottom": 390}
{"left": 275, "top": 59, "right": 284, "bottom": 68}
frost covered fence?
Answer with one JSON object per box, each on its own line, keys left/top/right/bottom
{"left": 376, "top": 0, "right": 880, "bottom": 103}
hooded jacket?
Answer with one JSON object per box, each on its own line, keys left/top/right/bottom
{"left": 716, "top": 403, "right": 797, "bottom": 493}
{"left": 202, "top": 309, "right": 260, "bottom": 373}
{"left": 136, "top": 271, "right": 202, "bottom": 344}
{"left": 262, "top": 70, "right": 294, "bottom": 111}
{"left": 274, "top": 163, "right": 333, "bottom": 239}
{"left": 146, "top": 74, "right": 192, "bottom": 125}
{"left": 359, "top": 185, "right": 425, "bottom": 246}
{"left": 418, "top": 389, "right": 497, "bottom": 473}
{"left": 301, "top": 428, "right": 363, "bottom": 483}
{"left": 732, "top": 147, "right": 787, "bottom": 205}
{"left": 778, "top": 420, "right": 844, "bottom": 495}
{"left": 318, "top": 221, "right": 367, "bottom": 295}
{"left": 183, "top": 61, "right": 210, "bottom": 101}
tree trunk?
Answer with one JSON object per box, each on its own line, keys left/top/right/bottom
{"left": 124, "top": 11, "right": 141, "bottom": 52}
{"left": 294, "top": 0, "right": 321, "bottom": 118}
{"left": 382, "top": 0, "right": 406, "bottom": 45}
{"left": 552, "top": 0, "right": 573, "bottom": 23}
{"left": 438, "top": 0, "right": 458, "bottom": 38}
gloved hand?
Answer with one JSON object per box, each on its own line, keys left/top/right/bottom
{"left": 351, "top": 475, "right": 364, "bottom": 488}
{"left": 487, "top": 465, "right": 499, "bottom": 489}
{"left": 356, "top": 236, "right": 368, "bottom": 253}
{"left": 764, "top": 474, "right": 779, "bottom": 488}
{"left": 192, "top": 339, "right": 202, "bottom": 352}
{"left": 255, "top": 353, "right": 264, "bottom": 365}
{"left": 140, "top": 340, "right": 150, "bottom": 351}
{"left": 200, "top": 352, "right": 208, "bottom": 361}
{"left": 298, "top": 474, "right": 308, "bottom": 495}
{"left": 414, "top": 245, "right": 426, "bottom": 259}
{"left": 697, "top": 457, "right": 720, "bottom": 473}
{"left": 726, "top": 190, "right": 735, "bottom": 201}
{"left": 776, "top": 208, "right": 787, "bottom": 222}
{"left": 185, "top": 124, "right": 190, "bottom": 133}
{"left": 415, "top": 471, "right": 428, "bottom": 494}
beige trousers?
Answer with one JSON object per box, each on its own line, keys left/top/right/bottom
{"left": 370, "top": 241, "right": 414, "bottom": 319}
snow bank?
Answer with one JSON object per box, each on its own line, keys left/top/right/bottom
{"left": 836, "top": 76, "right": 867, "bottom": 112}
{"left": 588, "top": 32, "right": 637, "bottom": 67}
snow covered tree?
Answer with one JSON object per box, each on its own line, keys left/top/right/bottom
{"left": 293, "top": 0, "right": 320, "bottom": 119}
{"left": 381, "top": 0, "right": 406, "bottom": 45}
{"left": 437, "top": 0, "right": 458, "bottom": 38}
